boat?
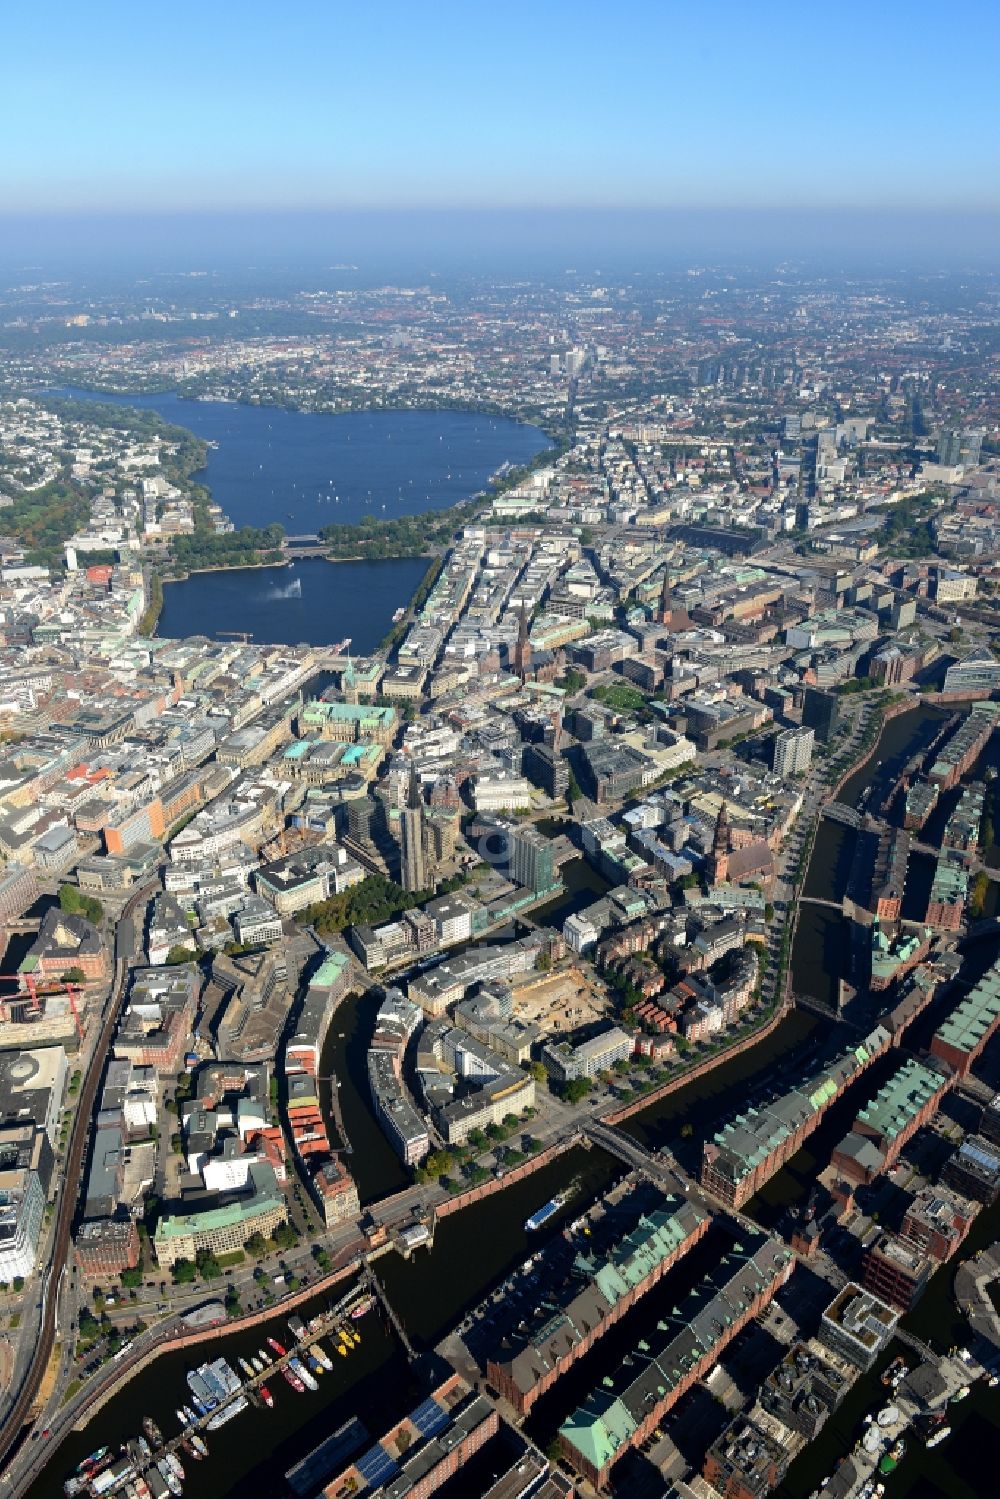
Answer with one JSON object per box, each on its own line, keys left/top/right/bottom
{"left": 882, "top": 1356, "right": 907, "bottom": 1386}
{"left": 238, "top": 1357, "right": 255, "bottom": 1379}
{"left": 190, "top": 1435, "right": 208, "bottom": 1458}
{"left": 64, "top": 1448, "right": 112, "bottom": 1496}
{"left": 180, "top": 1439, "right": 202, "bottom": 1463}
{"left": 181, "top": 1407, "right": 197, "bottom": 1427}
{"left": 926, "top": 1425, "right": 952, "bottom": 1448}
{"left": 267, "top": 1336, "right": 287, "bottom": 1357}
{"left": 392, "top": 607, "right": 406, "bottom": 623}
{"left": 281, "top": 1364, "right": 305, "bottom": 1392}
{"left": 156, "top": 1459, "right": 182, "bottom": 1497}
{"left": 950, "top": 1385, "right": 970, "bottom": 1402}
{"left": 288, "top": 1316, "right": 307, "bottom": 1340}
{"left": 335, "top": 1341, "right": 348, "bottom": 1357}
{"left": 165, "top": 1453, "right": 184, "bottom": 1483}
{"left": 301, "top": 1348, "right": 325, "bottom": 1376}
{"left": 310, "top": 1342, "right": 334, "bottom": 1372}
{"left": 136, "top": 1438, "right": 151, "bottom": 1463}
{"left": 350, "top": 1296, "right": 375, "bottom": 1319}
{"left": 175, "top": 1409, "right": 189, "bottom": 1429}
{"left": 288, "top": 1355, "right": 318, "bottom": 1391}
{"left": 206, "top": 1395, "right": 249, "bottom": 1430}
{"left": 259, "top": 1383, "right": 274, "bottom": 1408}
{"left": 257, "top": 1348, "right": 271, "bottom": 1366}
{"left": 525, "top": 1193, "right": 565, "bottom": 1232}
{"left": 876, "top": 1404, "right": 899, "bottom": 1427}
{"left": 250, "top": 1356, "right": 264, "bottom": 1374}
{"left": 142, "top": 1420, "right": 163, "bottom": 1448}
{"left": 134, "top": 1478, "right": 152, "bottom": 1499}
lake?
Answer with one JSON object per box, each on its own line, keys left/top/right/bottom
{"left": 157, "top": 555, "right": 429, "bottom": 651}
{"left": 50, "top": 388, "right": 552, "bottom": 530}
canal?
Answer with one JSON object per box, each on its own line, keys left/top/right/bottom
{"left": 318, "top": 989, "right": 410, "bottom": 1206}
{"left": 29, "top": 1145, "right": 619, "bottom": 1499}
{"left": 29, "top": 702, "right": 999, "bottom": 1498}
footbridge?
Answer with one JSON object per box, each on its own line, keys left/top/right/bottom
{"left": 822, "top": 802, "right": 864, "bottom": 830}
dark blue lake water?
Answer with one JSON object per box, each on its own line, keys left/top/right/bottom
{"left": 51, "top": 388, "right": 551, "bottom": 530}
{"left": 158, "top": 555, "right": 428, "bottom": 651}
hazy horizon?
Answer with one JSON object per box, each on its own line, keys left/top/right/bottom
{"left": 2, "top": 206, "right": 999, "bottom": 278}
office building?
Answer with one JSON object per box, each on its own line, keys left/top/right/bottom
{"left": 508, "top": 824, "right": 558, "bottom": 895}
{"left": 523, "top": 741, "right": 569, "bottom": 800}
{"left": 818, "top": 1284, "right": 899, "bottom": 1370}
{"left": 801, "top": 687, "right": 839, "bottom": 744}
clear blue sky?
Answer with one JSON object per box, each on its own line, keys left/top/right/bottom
{"left": 3, "top": 0, "right": 998, "bottom": 213}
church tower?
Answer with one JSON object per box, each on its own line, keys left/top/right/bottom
{"left": 513, "top": 604, "right": 532, "bottom": 681}
{"left": 399, "top": 767, "right": 428, "bottom": 893}
{"left": 709, "top": 801, "right": 730, "bottom": 884}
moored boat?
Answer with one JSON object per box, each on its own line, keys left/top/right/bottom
{"left": 142, "top": 1419, "right": 163, "bottom": 1448}
{"left": 190, "top": 1435, "right": 208, "bottom": 1458}
{"left": 349, "top": 1295, "right": 374, "bottom": 1319}
{"left": 289, "top": 1354, "right": 318, "bottom": 1391}
{"left": 156, "top": 1459, "right": 182, "bottom": 1497}
{"left": 281, "top": 1364, "right": 305, "bottom": 1392}
{"left": 310, "top": 1342, "right": 334, "bottom": 1372}
{"left": 259, "top": 1383, "right": 274, "bottom": 1408}
{"left": 266, "top": 1336, "right": 287, "bottom": 1357}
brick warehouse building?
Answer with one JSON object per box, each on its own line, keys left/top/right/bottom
{"left": 558, "top": 1230, "right": 794, "bottom": 1490}
{"left": 701, "top": 1028, "right": 890, "bottom": 1209}
{"left": 487, "top": 1190, "right": 709, "bottom": 1415}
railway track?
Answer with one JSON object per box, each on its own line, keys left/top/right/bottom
{"left": 0, "top": 880, "right": 158, "bottom": 1475}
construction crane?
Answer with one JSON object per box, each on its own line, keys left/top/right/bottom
{"left": 0, "top": 972, "right": 85, "bottom": 1044}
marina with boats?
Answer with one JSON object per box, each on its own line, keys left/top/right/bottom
{"left": 62, "top": 1292, "right": 370, "bottom": 1498}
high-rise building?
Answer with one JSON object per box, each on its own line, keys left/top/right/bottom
{"left": 522, "top": 742, "right": 569, "bottom": 800}
{"left": 802, "top": 686, "right": 839, "bottom": 744}
{"left": 937, "top": 429, "right": 983, "bottom": 467}
{"left": 507, "top": 824, "right": 557, "bottom": 894}
{"left": 399, "top": 770, "right": 428, "bottom": 893}
{"left": 772, "top": 725, "right": 815, "bottom": 778}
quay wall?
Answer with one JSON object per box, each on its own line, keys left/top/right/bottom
{"left": 433, "top": 1135, "right": 577, "bottom": 1220}
{"left": 601, "top": 1000, "right": 791, "bottom": 1127}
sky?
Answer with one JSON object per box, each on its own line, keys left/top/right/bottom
{"left": 3, "top": 0, "right": 998, "bottom": 215}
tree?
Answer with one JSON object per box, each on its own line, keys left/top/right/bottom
{"left": 120, "top": 1267, "right": 142, "bottom": 1289}
{"left": 272, "top": 1221, "right": 299, "bottom": 1251}
{"left": 165, "top": 944, "right": 195, "bottom": 965}
{"left": 561, "top": 1077, "right": 592, "bottom": 1104}
{"left": 58, "top": 884, "right": 103, "bottom": 925}
{"left": 244, "top": 1231, "right": 268, "bottom": 1259}
{"left": 172, "top": 1258, "right": 197, "bottom": 1284}
{"left": 528, "top": 1060, "right": 548, "bottom": 1084}
{"left": 61, "top": 967, "right": 87, "bottom": 984}
{"left": 195, "top": 1249, "right": 222, "bottom": 1280}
